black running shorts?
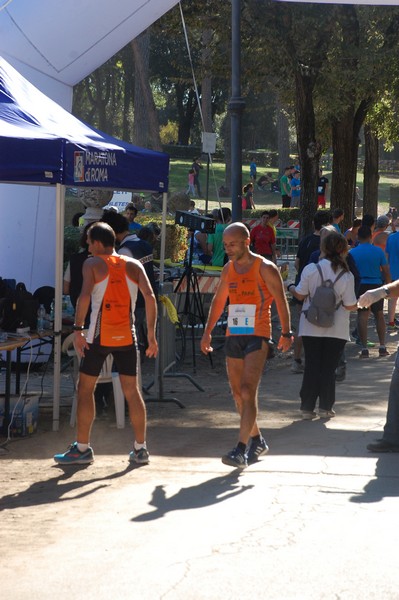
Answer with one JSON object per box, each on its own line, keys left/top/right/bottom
{"left": 79, "top": 343, "right": 138, "bottom": 377}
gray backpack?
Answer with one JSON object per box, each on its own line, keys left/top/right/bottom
{"left": 303, "top": 264, "right": 345, "bottom": 327}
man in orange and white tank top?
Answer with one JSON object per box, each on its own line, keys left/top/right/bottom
{"left": 54, "top": 222, "right": 158, "bottom": 466}
{"left": 201, "top": 222, "right": 293, "bottom": 469}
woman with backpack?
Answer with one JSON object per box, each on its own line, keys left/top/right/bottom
{"left": 286, "top": 230, "right": 357, "bottom": 419}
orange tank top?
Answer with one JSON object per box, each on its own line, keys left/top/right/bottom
{"left": 225, "top": 256, "right": 273, "bottom": 337}
{"left": 89, "top": 255, "right": 138, "bottom": 347}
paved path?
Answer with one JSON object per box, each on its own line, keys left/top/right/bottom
{"left": 1, "top": 322, "right": 399, "bottom": 599}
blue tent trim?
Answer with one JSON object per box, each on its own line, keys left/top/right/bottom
{"left": 0, "top": 57, "right": 169, "bottom": 192}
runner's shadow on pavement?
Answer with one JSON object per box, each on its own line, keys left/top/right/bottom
{"left": 269, "top": 418, "right": 384, "bottom": 458}
{"left": 349, "top": 456, "right": 399, "bottom": 504}
{"left": 132, "top": 471, "right": 253, "bottom": 522}
{"left": 0, "top": 464, "right": 134, "bottom": 511}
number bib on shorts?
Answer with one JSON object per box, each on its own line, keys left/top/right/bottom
{"left": 227, "top": 304, "right": 256, "bottom": 335}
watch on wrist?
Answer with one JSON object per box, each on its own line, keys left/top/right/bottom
{"left": 383, "top": 286, "right": 390, "bottom": 297}
{"left": 281, "top": 331, "right": 294, "bottom": 338}
{"left": 73, "top": 325, "right": 85, "bottom": 331}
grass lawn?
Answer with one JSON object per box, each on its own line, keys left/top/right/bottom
{"left": 169, "top": 158, "right": 399, "bottom": 215}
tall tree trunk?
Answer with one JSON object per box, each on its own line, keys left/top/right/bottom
{"left": 330, "top": 110, "right": 358, "bottom": 225}
{"left": 176, "top": 85, "right": 198, "bottom": 145}
{"left": 295, "top": 70, "right": 321, "bottom": 238}
{"left": 363, "top": 123, "right": 379, "bottom": 217}
{"left": 330, "top": 99, "right": 371, "bottom": 230}
{"left": 277, "top": 98, "right": 291, "bottom": 176}
{"left": 122, "top": 46, "right": 134, "bottom": 141}
{"left": 131, "top": 30, "right": 162, "bottom": 151}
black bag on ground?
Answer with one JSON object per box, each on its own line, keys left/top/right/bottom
{"left": 2, "top": 282, "right": 39, "bottom": 331}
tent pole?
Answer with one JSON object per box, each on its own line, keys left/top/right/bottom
{"left": 52, "top": 183, "right": 65, "bottom": 431}
{"left": 159, "top": 191, "right": 168, "bottom": 285}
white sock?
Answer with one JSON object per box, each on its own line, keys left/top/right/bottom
{"left": 77, "top": 442, "right": 89, "bottom": 452}
{"left": 134, "top": 441, "right": 146, "bottom": 451}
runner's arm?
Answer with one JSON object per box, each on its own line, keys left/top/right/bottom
{"left": 200, "top": 268, "right": 229, "bottom": 354}
{"left": 260, "top": 261, "right": 293, "bottom": 352}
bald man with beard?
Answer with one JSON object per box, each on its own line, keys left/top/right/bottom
{"left": 201, "top": 222, "right": 293, "bottom": 469}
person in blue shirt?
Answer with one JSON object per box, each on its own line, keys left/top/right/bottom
{"left": 125, "top": 203, "right": 142, "bottom": 231}
{"left": 385, "top": 222, "right": 399, "bottom": 329}
{"left": 349, "top": 225, "right": 391, "bottom": 358}
{"left": 290, "top": 170, "right": 301, "bottom": 207}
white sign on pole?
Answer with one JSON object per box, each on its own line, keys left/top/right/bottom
{"left": 104, "top": 190, "right": 132, "bottom": 212}
{"left": 202, "top": 132, "right": 217, "bottom": 154}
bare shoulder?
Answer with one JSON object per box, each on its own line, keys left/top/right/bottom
{"left": 259, "top": 257, "right": 279, "bottom": 275}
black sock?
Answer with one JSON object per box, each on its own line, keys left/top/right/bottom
{"left": 237, "top": 441, "right": 247, "bottom": 453}
{"left": 294, "top": 358, "right": 302, "bottom": 364}
{"left": 251, "top": 434, "right": 261, "bottom": 443}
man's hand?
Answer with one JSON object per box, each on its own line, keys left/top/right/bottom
{"left": 146, "top": 338, "right": 158, "bottom": 358}
{"left": 357, "top": 288, "right": 385, "bottom": 309}
{"left": 277, "top": 335, "right": 294, "bottom": 353}
{"left": 200, "top": 332, "right": 213, "bottom": 354}
{"left": 73, "top": 330, "right": 89, "bottom": 357}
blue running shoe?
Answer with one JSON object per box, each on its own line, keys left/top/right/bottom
{"left": 222, "top": 446, "right": 248, "bottom": 469}
{"left": 129, "top": 447, "right": 150, "bottom": 464}
{"left": 54, "top": 442, "right": 94, "bottom": 465}
{"left": 247, "top": 437, "right": 269, "bottom": 465}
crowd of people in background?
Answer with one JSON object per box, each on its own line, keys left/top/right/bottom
{"left": 63, "top": 161, "right": 399, "bottom": 460}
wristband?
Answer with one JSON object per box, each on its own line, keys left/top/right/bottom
{"left": 287, "top": 283, "right": 295, "bottom": 292}
{"left": 281, "top": 331, "right": 294, "bottom": 338}
{"left": 73, "top": 325, "right": 85, "bottom": 331}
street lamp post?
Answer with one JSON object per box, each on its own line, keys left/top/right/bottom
{"left": 229, "top": 0, "right": 245, "bottom": 223}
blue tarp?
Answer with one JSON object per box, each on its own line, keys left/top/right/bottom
{"left": 0, "top": 56, "right": 169, "bottom": 192}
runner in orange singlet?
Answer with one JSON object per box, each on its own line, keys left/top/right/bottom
{"left": 54, "top": 222, "right": 157, "bottom": 466}
{"left": 201, "top": 222, "right": 293, "bottom": 469}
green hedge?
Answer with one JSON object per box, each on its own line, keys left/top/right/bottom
{"left": 242, "top": 208, "right": 300, "bottom": 224}
{"left": 64, "top": 217, "right": 188, "bottom": 265}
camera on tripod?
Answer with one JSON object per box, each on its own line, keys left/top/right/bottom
{"left": 175, "top": 211, "right": 216, "bottom": 233}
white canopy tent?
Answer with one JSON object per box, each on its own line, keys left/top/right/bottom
{"left": 0, "top": 0, "right": 180, "bottom": 290}
{"left": 0, "top": 56, "right": 170, "bottom": 431}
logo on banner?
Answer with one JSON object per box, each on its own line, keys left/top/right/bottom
{"left": 74, "top": 152, "right": 85, "bottom": 182}
{"left": 73, "top": 150, "right": 117, "bottom": 183}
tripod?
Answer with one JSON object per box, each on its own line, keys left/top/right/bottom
{"left": 174, "top": 232, "right": 212, "bottom": 373}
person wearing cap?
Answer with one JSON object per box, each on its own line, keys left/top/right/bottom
{"left": 372, "top": 215, "right": 390, "bottom": 252}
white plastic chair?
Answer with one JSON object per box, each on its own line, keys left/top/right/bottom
{"left": 61, "top": 333, "right": 125, "bottom": 428}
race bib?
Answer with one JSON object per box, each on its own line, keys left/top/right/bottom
{"left": 227, "top": 304, "right": 256, "bottom": 334}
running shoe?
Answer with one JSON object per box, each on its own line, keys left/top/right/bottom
{"left": 54, "top": 442, "right": 94, "bottom": 465}
{"left": 301, "top": 410, "right": 317, "bottom": 420}
{"left": 319, "top": 409, "right": 336, "bottom": 418}
{"left": 247, "top": 437, "right": 269, "bottom": 465}
{"left": 359, "top": 349, "right": 369, "bottom": 359}
{"left": 222, "top": 446, "right": 248, "bottom": 469}
{"left": 379, "top": 346, "right": 390, "bottom": 357}
{"left": 129, "top": 447, "right": 150, "bottom": 464}
{"left": 387, "top": 324, "right": 397, "bottom": 332}
{"left": 356, "top": 339, "right": 375, "bottom": 348}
